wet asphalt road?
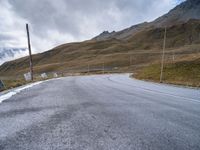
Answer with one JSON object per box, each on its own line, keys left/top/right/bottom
{"left": 0, "top": 74, "right": 200, "bottom": 150}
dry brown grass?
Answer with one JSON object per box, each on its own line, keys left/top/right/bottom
{"left": 0, "top": 20, "right": 200, "bottom": 88}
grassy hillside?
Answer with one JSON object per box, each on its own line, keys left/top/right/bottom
{"left": 0, "top": 20, "right": 200, "bottom": 87}
{"left": 127, "top": 19, "right": 200, "bottom": 49}
{"left": 135, "top": 58, "right": 200, "bottom": 87}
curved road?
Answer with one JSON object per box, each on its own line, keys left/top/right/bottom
{"left": 0, "top": 74, "right": 200, "bottom": 150}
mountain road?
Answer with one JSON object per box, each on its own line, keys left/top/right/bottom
{"left": 0, "top": 74, "right": 200, "bottom": 150}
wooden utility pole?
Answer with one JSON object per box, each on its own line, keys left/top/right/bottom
{"left": 26, "top": 23, "right": 33, "bottom": 81}
{"left": 160, "top": 27, "right": 167, "bottom": 83}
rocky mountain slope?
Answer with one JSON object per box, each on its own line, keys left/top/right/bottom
{"left": 153, "top": 0, "right": 200, "bottom": 27}
{"left": 93, "top": 0, "right": 200, "bottom": 41}
{"left": 93, "top": 22, "right": 149, "bottom": 41}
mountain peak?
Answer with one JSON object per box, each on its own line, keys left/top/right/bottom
{"left": 93, "top": 31, "right": 116, "bottom": 41}
{"left": 153, "top": 0, "right": 200, "bottom": 27}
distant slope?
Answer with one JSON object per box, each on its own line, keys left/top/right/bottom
{"left": 0, "top": 19, "right": 200, "bottom": 76}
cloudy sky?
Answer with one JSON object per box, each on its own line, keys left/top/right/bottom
{"left": 0, "top": 0, "right": 185, "bottom": 56}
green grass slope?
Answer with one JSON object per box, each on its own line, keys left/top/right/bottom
{"left": 135, "top": 58, "right": 200, "bottom": 87}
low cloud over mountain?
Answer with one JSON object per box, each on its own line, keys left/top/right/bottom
{"left": 0, "top": 47, "right": 27, "bottom": 64}
{"left": 0, "top": 0, "right": 185, "bottom": 64}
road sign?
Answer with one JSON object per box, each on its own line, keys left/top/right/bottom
{"left": 53, "top": 73, "right": 58, "bottom": 78}
{"left": 41, "top": 73, "right": 48, "bottom": 79}
{"left": 0, "top": 80, "right": 5, "bottom": 90}
{"left": 24, "top": 72, "right": 32, "bottom": 81}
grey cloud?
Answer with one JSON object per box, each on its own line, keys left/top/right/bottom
{"left": 8, "top": 0, "right": 114, "bottom": 37}
{"left": 7, "top": 0, "right": 180, "bottom": 37}
{"left": 0, "top": 0, "right": 185, "bottom": 63}
{"left": 0, "top": 34, "right": 14, "bottom": 41}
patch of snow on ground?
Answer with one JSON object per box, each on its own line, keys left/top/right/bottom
{"left": 0, "top": 81, "right": 43, "bottom": 103}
